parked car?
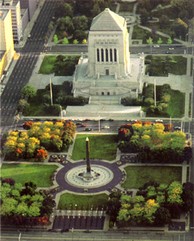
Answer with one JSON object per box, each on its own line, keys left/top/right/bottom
{"left": 174, "top": 126, "right": 181, "bottom": 131}
{"left": 103, "top": 125, "right": 110, "bottom": 129}
{"left": 155, "top": 119, "right": 163, "bottom": 123}
{"left": 84, "top": 128, "right": 92, "bottom": 131}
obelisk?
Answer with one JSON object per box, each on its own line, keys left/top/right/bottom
{"left": 86, "top": 137, "right": 91, "bottom": 173}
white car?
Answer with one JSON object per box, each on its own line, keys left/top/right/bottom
{"left": 103, "top": 125, "right": 110, "bottom": 129}
{"left": 155, "top": 119, "right": 163, "bottom": 123}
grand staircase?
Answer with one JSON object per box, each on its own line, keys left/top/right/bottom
{"left": 89, "top": 96, "right": 121, "bottom": 105}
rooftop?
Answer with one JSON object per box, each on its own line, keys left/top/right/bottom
{"left": 90, "top": 8, "right": 126, "bottom": 31}
{"left": 0, "top": 9, "right": 8, "bottom": 20}
{"left": 0, "top": 0, "right": 18, "bottom": 7}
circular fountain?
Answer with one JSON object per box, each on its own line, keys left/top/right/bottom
{"left": 65, "top": 164, "right": 113, "bottom": 188}
{"left": 64, "top": 137, "right": 113, "bottom": 189}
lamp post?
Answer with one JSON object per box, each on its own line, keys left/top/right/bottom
{"left": 154, "top": 78, "right": 156, "bottom": 107}
{"left": 18, "top": 232, "right": 21, "bottom": 241}
{"left": 98, "top": 115, "right": 101, "bottom": 132}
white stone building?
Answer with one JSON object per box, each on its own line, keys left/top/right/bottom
{"left": 73, "top": 8, "right": 144, "bottom": 105}
{"left": 67, "top": 8, "right": 144, "bottom": 119}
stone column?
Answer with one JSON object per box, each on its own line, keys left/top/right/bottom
{"left": 86, "top": 137, "right": 91, "bottom": 173}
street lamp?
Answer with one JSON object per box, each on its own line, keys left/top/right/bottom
{"left": 18, "top": 232, "right": 21, "bottom": 241}
{"left": 154, "top": 78, "right": 156, "bottom": 107}
{"left": 98, "top": 115, "right": 101, "bottom": 132}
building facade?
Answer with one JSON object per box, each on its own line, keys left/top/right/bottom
{"left": 0, "top": 0, "right": 23, "bottom": 43}
{"left": 73, "top": 8, "right": 144, "bottom": 104}
{"left": 0, "top": 9, "right": 14, "bottom": 79}
{"left": 20, "top": 0, "right": 38, "bottom": 21}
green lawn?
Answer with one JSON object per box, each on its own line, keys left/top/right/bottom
{"left": 71, "top": 134, "right": 118, "bottom": 161}
{"left": 122, "top": 166, "right": 182, "bottom": 189}
{"left": 167, "top": 90, "right": 185, "bottom": 117}
{"left": 39, "top": 55, "right": 56, "bottom": 74}
{"left": 1, "top": 163, "right": 58, "bottom": 187}
{"left": 58, "top": 193, "right": 108, "bottom": 210}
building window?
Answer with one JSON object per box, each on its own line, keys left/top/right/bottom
{"left": 114, "top": 48, "right": 117, "bottom": 62}
{"left": 97, "top": 49, "right": 100, "bottom": 62}
{"left": 110, "top": 49, "right": 113, "bottom": 62}
{"left": 101, "top": 49, "right": 104, "bottom": 62}
{"left": 107, "top": 92, "right": 110, "bottom": 95}
{"left": 106, "top": 69, "right": 109, "bottom": 75}
{"left": 105, "top": 49, "right": 109, "bottom": 62}
{"left": 102, "top": 92, "right": 104, "bottom": 95}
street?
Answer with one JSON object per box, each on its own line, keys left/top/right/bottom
{"left": 1, "top": 230, "right": 194, "bottom": 241}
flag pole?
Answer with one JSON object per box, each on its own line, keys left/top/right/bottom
{"left": 50, "top": 77, "right": 53, "bottom": 106}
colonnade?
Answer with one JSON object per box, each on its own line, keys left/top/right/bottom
{"left": 96, "top": 48, "right": 118, "bottom": 63}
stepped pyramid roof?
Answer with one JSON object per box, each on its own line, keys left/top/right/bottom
{"left": 90, "top": 8, "right": 125, "bottom": 31}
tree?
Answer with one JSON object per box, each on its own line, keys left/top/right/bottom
{"left": 53, "top": 34, "right": 59, "bottom": 44}
{"left": 91, "top": 3, "right": 101, "bottom": 17}
{"left": 73, "top": 39, "right": 79, "bottom": 44}
{"left": 57, "top": 16, "right": 74, "bottom": 34}
{"left": 18, "top": 99, "right": 29, "bottom": 112}
{"left": 73, "top": 30, "right": 87, "bottom": 42}
{"left": 139, "top": 8, "right": 149, "bottom": 25}
{"left": 154, "top": 207, "right": 171, "bottom": 225}
{"left": 21, "top": 85, "right": 36, "bottom": 99}
{"left": 73, "top": 15, "right": 88, "bottom": 31}
{"left": 62, "top": 37, "right": 69, "bottom": 44}
{"left": 167, "top": 37, "right": 173, "bottom": 44}
{"left": 36, "top": 148, "right": 48, "bottom": 161}
{"left": 157, "top": 37, "right": 163, "bottom": 44}
{"left": 82, "top": 39, "right": 87, "bottom": 44}
{"left": 167, "top": 181, "right": 183, "bottom": 204}
{"left": 63, "top": 3, "right": 73, "bottom": 17}
{"left": 181, "top": 182, "right": 194, "bottom": 212}
{"left": 159, "top": 15, "right": 170, "bottom": 29}
{"left": 146, "top": 37, "right": 153, "bottom": 45}
{"left": 107, "top": 191, "right": 121, "bottom": 222}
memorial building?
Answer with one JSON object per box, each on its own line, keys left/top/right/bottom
{"left": 66, "top": 8, "right": 144, "bottom": 119}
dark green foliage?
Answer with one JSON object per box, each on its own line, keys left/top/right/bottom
{"left": 107, "top": 190, "right": 122, "bottom": 222}
{"left": 181, "top": 182, "right": 194, "bottom": 212}
{"left": 121, "top": 97, "right": 142, "bottom": 106}
{"left": 145, "top": 55, "right": 187, "bottom": 76}
{"left": 73, "top": 30, "right": 88, "bottom": 42}
{"left": 154, "top": 207, "right": 171, "bottom": 225}
{"left": 43, "top": 104, "right": 61, "bottom": 116}
{"left": 1, "top": 180, "right": 55, "bottom": 226}
{"left": 59, "top": 96, "right": 89, "bottom": 106}
{"left": 39, "top": 191, "right": 56, "bottom": 216}
{"left": 23, "top": 79, "right": 88, "bottom": 116}
{"left": 117, "top": 180, "right": 192, "bottom": 226}
{"left": 137, "top": 147, "right": 184, "bottom": 164}
{"left": 53, "top": 56, "right": 79, "bottom": 76}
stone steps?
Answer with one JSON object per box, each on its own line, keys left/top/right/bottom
{"left": 89, "top": 96, "right": 120, "bottom": 105}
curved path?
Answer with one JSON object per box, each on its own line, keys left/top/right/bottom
{"left": 55, "top": 160, "right": 123, "bottom": 194}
